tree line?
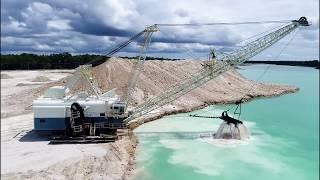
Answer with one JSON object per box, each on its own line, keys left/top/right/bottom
{"left": 1, "top": 53, "right": 318, "bottom": 70}
{"left": 1, "top": 53, "right": 108, "bottom": 70}
{"left": 0, "top": 53, "right": 182, "bottom": 70}
{"left": 244, "top": 60, "right": 319, "bottom": 69}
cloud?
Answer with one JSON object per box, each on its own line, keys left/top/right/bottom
{"left": 47, "top": 19, "right": 72, "bottom": 31}
{"left": 1, "top": 0, "right": 319, "bottom": 60}
{"left": 175, "top": 9, "right": 189, "bottom": 18}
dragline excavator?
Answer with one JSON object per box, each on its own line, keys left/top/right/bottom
{"left": 32, "top": 17, "right": 310, "bottom": 143}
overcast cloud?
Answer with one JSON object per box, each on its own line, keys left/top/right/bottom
{"left": 1, "top": 0, "right": 319, "bottom": 60}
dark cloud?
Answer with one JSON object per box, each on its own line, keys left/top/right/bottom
{"left": 0, "top": 0, "right": 318, "bottom": 60}
{"left": 70, "top": 15, "right": 132, "bottom": 37}
{"left": 175, "top": 9, "right": 189, "bottom": 18}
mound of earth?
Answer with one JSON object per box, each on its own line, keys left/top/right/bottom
{"left": 90, "top": 57, "right": 297, "bottom": 107}
{"left": 1, "top": 73, "right": 13, "bottom": 79}
{"left": 3, "top": 57, "right": 298, "bottom": 122}
{"left": 31, "top": 76, "right": 51, "bottom": 82}
{"left": 16, "top": 83, "right": 42, "bottom": 86}
{"left": 16, "top": 83, "right": 29, "bottom": 86}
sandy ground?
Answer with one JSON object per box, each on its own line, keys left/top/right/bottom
{"left": 1, "top": 113, "right": 136, "bottom": 179}
{"left": 1, "top": 70, "right": 137, "bottom": 179}
{"left": 1, "top": 70, "right": 73, "bottom": 118}
{"left": 1, "top": 59, "right": 298, "bottom": 179}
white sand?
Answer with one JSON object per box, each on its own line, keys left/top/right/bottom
{"left": 1, "top": 70, "right": 72, "bottom": 96}
{"left": 1, "top": 73, "right": 13, "bottom": 79}
{"left": 1, "top": 113, "right": 135, "bottom": 179}
{"left": 1, "top": 69, "right": 136, "bottom": 179}
{"left": 1, "top": 113, "right": 106, "bottom": 173}
{"left": 1, "top": 70, "right": 72, "bottom": 118}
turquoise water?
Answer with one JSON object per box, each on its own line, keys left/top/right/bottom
{"left": 134, "top": 65, "right": 319, "bottom": 180}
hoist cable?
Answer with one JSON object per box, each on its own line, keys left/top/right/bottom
{"left": 225, "top": 27, "right": 300, "bottom": 114}
{"left": 85, "top": 30, "right": 146, "bottom": 66}
{"left": 234, "top": 23, "right": 290, "bottom": 47}
{"left": 242, "top": 27, "right": 300, "bottom": 97}
{"left": 84, "top": 20, "right": 291, "bottom": 66}
{"left": 156, "top": 20, "right": 291, "bottom": 27}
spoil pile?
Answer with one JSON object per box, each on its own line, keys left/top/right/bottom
{"left": 1, "top": 73, "right": 12, "bottom": 79}
{"left": 92, "top": 57, "right": 297, "bottom": 108}
{"left": 31, "top": 76, "right": 51, "bottom": 82}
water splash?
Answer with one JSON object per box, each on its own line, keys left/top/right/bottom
{"left": 214, "top": 121, "right": 250, "bottom": 140}
{"left": 199, "top": 121, "right": 250, "bottom": 147}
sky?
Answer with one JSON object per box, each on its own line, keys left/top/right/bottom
{"left": 1, "top": 0, "right": 319, "bottom": 60}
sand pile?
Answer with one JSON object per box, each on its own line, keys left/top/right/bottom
{"left": 1, "top": 73, "right": 12, "bottom": 79}
{"left": 16, "top": 83, "right": 30, "bottom": 86}
{"left": 78, "top": 57, "right": 298, "bottom": 128}
{"left": 16, "top": 83, "right": 44, "bottom": 87}
{"left": 1, "top": 57, "right": 298, "bottom": 121}
{"left": 31, "top": 76, "right": 51, "bottom": 82}
{"left": 91, "top": 57, "right": 297, "bottom": 107}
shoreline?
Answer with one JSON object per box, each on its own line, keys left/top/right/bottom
{"left": 127, "top": 86, "right": 298, "bottom": 130}
{"left": 125, "top": 86, "right": 298, "bottom": 178}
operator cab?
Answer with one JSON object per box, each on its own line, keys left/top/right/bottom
{"left": 111, "top": 102, "right": 126, "bottom": 115}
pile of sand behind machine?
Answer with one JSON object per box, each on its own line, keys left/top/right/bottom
{"left": 88, "top": 57, "right": 298, "bottom": 109}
